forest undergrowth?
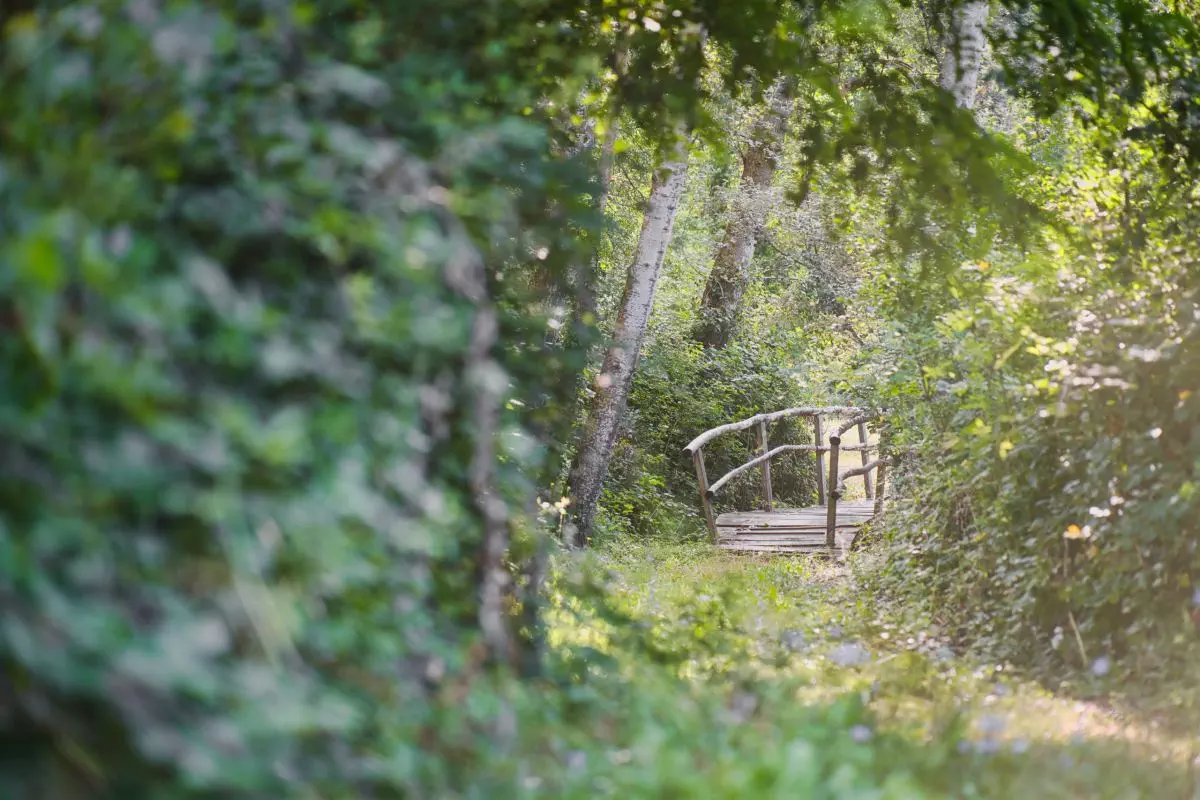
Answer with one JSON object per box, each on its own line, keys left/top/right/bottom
{"left": 7, "top": 1, "right": 1200, "bottom": 796}
{"left": 538, "top": 537, "right": 1200, "bottom": 799}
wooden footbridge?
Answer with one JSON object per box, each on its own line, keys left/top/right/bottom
{"left": 684, "top": 407, "right": 892, "bottom": 556}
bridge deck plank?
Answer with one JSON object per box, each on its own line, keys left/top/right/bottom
{"left": 715, "top": 501, "right": 875, "bottom": 556}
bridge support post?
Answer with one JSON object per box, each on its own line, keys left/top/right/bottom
{"left": 857, "top": 422, "right": 874, "bottom": 499}
{"left": 757, "top": 421, "right": 773, "bottom": 512}
{"left": 692, "top": 448, "right": 718, "bottom": 542}
{"left": 873, "top": 460, "right": 887, "bottom": 517}
{"left": 825, "top": 434, "right": 840, "bottom": 550}
{"left": 814, "top": 415, "right": 826, "bottom": 505}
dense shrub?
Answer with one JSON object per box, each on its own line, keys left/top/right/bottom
{"left": 865, "top": 107, "right": 1200, "bottom": 686}
{"left": 0, "top": 2, "right": 589, "bottom": 795}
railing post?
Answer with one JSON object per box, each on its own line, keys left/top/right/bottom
{"left": 873, "top": 459, "right": 888, "bottom": 517}
{"left": 825, "top": 433, "right": 841, "bottom": 550}
{"left": 757, "top": 420, "right": 773, "bottom": 512}
{"left": 813, "top": 415, "right": 826, "bottom": 505}
{"left": 692, "top": 447, "right": 718, "bottom": 542}
{"left": 857, "top": 422, "right": 874, "bottom": 500}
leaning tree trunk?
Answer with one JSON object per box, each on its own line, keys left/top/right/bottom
{"left": 574, "top": 117, "right": 620, "bottom": 331}
{"left": 567, "top": 155, "right": 689, "bottom": 547}
{"left": 693, "top": 83, "right": 791, "bottom": 348}
{"left": 940, "top": 0, "right": 988, "bottom": 109}
{"left": 577, "top": 40, "right": 630, "bottom": 326}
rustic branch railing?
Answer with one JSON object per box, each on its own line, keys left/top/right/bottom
{"left": 835, "top": 458, "right": 886, "bottom": 492}
{"left": 706, "top": 443, "right": 819, "bottom": 496}
{"left": 684, "top": 405, "right": 892, "bottom": 548}
{"left": 684, "top": 406, "right": 866, "bottom": 453}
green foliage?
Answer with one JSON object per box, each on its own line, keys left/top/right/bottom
{"left": 992, "top": 0, "right": 1200, "bottom": 131}
{"left": 6, "top": 0, "right": 1200, "bottom": 794}
{"left": 0, "top": 1, "right": 594, "bottom": 795}
{"left": 597, "top": 331, "right": 818, "bottom": 540}
{"left": 544, "top": 541, "right": 1197, "bottom": 798}
{"left": 865, "top": 98, "right": 1200, "bottom": 689}
{"left": 542, "top": 544, "right": 973, "bottom": 798}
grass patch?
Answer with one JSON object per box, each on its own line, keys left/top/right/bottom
{"left": 528, "top": 538, "right": 1198, "bottom": 798}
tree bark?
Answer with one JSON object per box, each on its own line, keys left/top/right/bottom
{"left": 577, "top": 118, "right": 619, "bottom": 327}
{"left": 578, "top": 41, "right": 630, "bottom": 325}
{"left": 693, "top": 83, "right": 791, "bottom": 348}
{"left": 940, "top": 0, "right": 988, "bottom": 110}
{"left": 567, "top": 153, "right": 689, "bottom": 547}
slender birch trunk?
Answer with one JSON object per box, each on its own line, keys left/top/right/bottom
{"left": 567, "top": 153, "right": 689, "bottom": 547}
{"left": 940, "top": 0, "right": 988, "bottom": 110}
{"left": 693, "top": 82, "right": 792, "bottom": 348}
{"left": 579, "top": 41, "right": 630, "bottom": 324}
{"left": 576, "top": 118, "right": 620, "bottom": 326}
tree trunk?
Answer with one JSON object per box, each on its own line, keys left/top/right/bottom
{"left": 567, "top": 154, "right": 689, "bottom": 547}
{"left": 578, "top": 41, "right": 630, "bottom": 325}
{"left": 940, "top": 0, "right": 988, "bottom": 110}
{"left": 693, "top": 83, "right": 791, "bottom": 348}
{"left": 576, "top": 118, "right": 619, "bottom": 327}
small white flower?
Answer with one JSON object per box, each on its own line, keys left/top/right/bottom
{"left": 976, "top": 739, "right": 1001, "bottom": 755}
{"left": 609, "top": 749, "right": 633, "bottom": 765}
{"left": 979, "top": 714, "right": 1007, "bottom": 735}
{"left": 849, "top": 724, "right": 873, "bottom": 743}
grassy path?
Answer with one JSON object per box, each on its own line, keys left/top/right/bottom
{"left": 544, "top": 541, "right": 1197, "bottom": 798}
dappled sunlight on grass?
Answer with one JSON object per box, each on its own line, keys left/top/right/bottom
{"left": 544, "top": 539, "right": 1200, "bottom": 798}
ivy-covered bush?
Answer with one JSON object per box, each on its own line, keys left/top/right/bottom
{"left": 0, "top": 2, "right": 589, "bottom": 795}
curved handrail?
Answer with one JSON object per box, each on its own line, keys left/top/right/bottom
{"left": 696, "top": 408, "right": 884, "bottom": 497}
{"left": 830, "top": 411, "right": 877, "bottom": 442}
{"left": 684, "top": 405, "right": 866, "bottom": 453}
{"left": 836, "top": 457, "right": 888, "bottom": 493}
{"left": 705, "top": 441, "right": 880, "bottom": 496}
{"left": 707, "top": 444, "right": 820, "bottom": 496}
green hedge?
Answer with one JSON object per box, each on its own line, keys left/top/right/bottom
{"left": 0, "top": 3, "right": 587, "bottom": 794}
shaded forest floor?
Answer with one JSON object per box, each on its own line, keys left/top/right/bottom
{"left": 543, "top": 540, "right": 1198, "bottom": 798}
